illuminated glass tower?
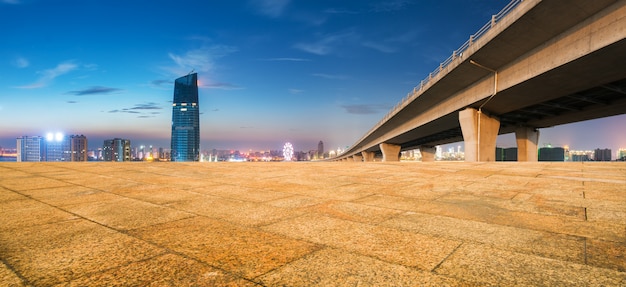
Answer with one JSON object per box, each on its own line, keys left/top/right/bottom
{"left": 171, "top": 73, "right": 200, "bottom": 161}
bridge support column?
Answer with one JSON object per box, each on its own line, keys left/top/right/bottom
{"left": 459, "top": 108, "right": 500, "bottom": 162}
{"left": 361, "top": 151, "right": 375, "bottom": 162}
{"left": 352, "top": 155, "right": 363, "bottom": 162}
{"left": 419, "top": 146, "right": 436, "bottom": 162}
{"left": 515, "top": 127, "right": 539, "bottom": 162}
{"left": 379, "top": 143, "right": 401, "bottom": 162}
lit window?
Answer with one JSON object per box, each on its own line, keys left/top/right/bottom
{"left": 181, "top": 108, "right": 187, "bottom": 111}
{"left": 181, "top": 103, "right": 187, "bottom": 106}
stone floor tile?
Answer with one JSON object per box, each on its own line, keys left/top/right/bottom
{"left": 56, "top": 253, "right": 257, "bottom": 287}
{"left": 0, "top": 199, "right": 77, "bottom": 231}
{"left": 167, "top": 194, "right": 301, "bottom": 226}
{"left": 0, "top": 219, "right": 164, "bottom": 286}
{"left": 0, "top": 177, "right": 72, "bottom": 191}
{"left": 130, "top": 216, "right": 320, "bottom": 279}
{"left": 264, "top": 195, "right": 326, "bottom": 209}
{"left": 371, "top": 182, "right": 451, "bottom": 200}
{"left": 262, "top": 213, "right": 461, "bottom": 271}
{"left": 306, "top": 200, "right": 403, "bottom": 224}
{"left": 63, "top": 176, "right": 138, "bottom": 192}
{"left": 1, "top": 162, "right": 624, "bottom": 285}
{"left": 587, "top": 239, "right": 626, "bottom": 272}
{"left": 583, "top": 184, "right": 626, "bottom": 203}
{"left": 257, "top": 248, "right": 462, "bottom": 286}
{"left": 354, "top": 193, "right": 428, "bottom": 213}
{"left": 111, "top": 184, "right": 199, "bottom": 205}
{"left": 0, "top": 186, "right": 27, "bottom": 202}
{"left": 435, "top": 243, "right": 626, "bottom": 286}
{"left": 0, "top": 168, "right": 31, "bottom": 178}
{"left": 382, "top": 212, "right": 586, "bottom": 264}
{"left": 19, "top": 185, "right": 119, "bottom": 207}
{"left": 0, "top": 260, "right": 26, "bottom": 287}
{"left": 191, "top": 184, "right": 293, "bottom": 203}
{"left": 62, "top": 197, "right": 194, "bottom": 230}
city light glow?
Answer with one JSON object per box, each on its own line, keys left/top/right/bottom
{"left": 283, "top": 142, "right": 294, "bottom": 161}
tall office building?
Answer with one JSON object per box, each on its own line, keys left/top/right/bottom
{"left": 16, "top": 136, "right": 44, "bottom": 162}
{"left": 171, "top": 73, "right": 200, "bottom": 162}
{"left": 318, "top": 141, "right": 324, "bottom": 158}
{"left": 69, "top": 135, "right": 88, "bottom": 162}
{"left": 103, "top": 138, "right": 131, "bottom": 162}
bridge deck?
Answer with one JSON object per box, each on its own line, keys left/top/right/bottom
{"left": 1, "top": 162, "right": 625, "bottom": 286}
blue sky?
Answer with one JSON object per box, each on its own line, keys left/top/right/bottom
{"left": 1, "top": 0, "right": 624, "bottom": 153}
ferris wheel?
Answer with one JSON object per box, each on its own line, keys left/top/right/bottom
{"left": 283, "top": 142, "right": 294, "bottom": 161}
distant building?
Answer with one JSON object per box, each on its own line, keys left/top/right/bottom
{"left": 69, "top": 135, "right": 88, "bottom": 162}
{"left": 44, "top": 133, "right": 69, "bottom": 161}
{"left": 538, "top": 147, "right": 565, "bottom": 161}
{"left": 496, "top": 147, "right": 518, "bottom": 161}
{"left": 103, "top": 138, "right": 131, "bottom": 162}
{"left": 16, "top": 136, "right": 44, "bottom": 162}
{"left": 618, "top": 148, "right": 626, "bottom": 161}
{"left": 318, "top": 141, "right": 324, "bottom": 158}
{"left": 171, "top": 73, "right": 200, "bottom": 162}
{"left": 594, "top": 148, "right": 611, "bottom": 161}
{"left": 570, "top": 150, "right": 594, "bottom": 162}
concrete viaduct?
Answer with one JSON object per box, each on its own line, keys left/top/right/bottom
{"left": 336, "top": 0, "right": 626, "bottom": 162}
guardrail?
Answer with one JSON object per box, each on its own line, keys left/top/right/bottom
{"left": 354, "top": 0, "right": 524, "bottom": 151}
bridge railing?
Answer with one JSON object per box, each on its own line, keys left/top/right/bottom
{"left": 362, "top": 0, "right": 524, "bottom": 145}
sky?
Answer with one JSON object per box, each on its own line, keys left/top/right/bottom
{"left": 1, "top": 0, "right": 624, "bottom": 154}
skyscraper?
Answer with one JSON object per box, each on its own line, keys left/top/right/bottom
{"left": 318, "top": 141, "right": 324, "bottom": 157}
{"left": 171, "top": 73, "right": 200, "bottom": 161}
{"left": 16, "top": 136, "right": 44, "bottom": 162}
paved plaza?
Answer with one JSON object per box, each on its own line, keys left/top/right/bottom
{"left": 0, "top": 162, "right": 625, "bottom": 286}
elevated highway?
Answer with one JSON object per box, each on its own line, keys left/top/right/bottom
{"left": 337, "top": 0, "right": 626, "bottom": 162}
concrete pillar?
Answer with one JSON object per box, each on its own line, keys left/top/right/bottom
{"left": 353, "top": 155, "right": 363, "bottom": 162}
{"left": 361, "top": 151, "right": 375, "bottom": 162}
{"left": 459, "top": 108, "right": 500, "bottom": 162}
{"left": 419, "top": 146, "right": 436, "bottom": 162}
{"left": 379, "top": 143, "right": 401, "bottom": 162}
{"left": 515, "top": 127, "right": 539, "bottom": 162}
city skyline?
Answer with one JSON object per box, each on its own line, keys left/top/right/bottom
{"left": 1, "top": 0, "right": 624, "bottom": 153}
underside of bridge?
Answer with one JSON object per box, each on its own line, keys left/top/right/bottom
{"left": 338, "top": 0, "right": 626, "bottom": 162}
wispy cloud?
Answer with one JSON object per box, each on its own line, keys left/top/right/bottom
{"left": 260, "top": 57, "right": 311, "bottom": 62}
{"left": 16, "top": 61, "right": 78, "bottom": 89}
{"left": 340, "top": 104, "right": 389, "bottom": 115}
{"left": 202, "top": 81, "right": 244, "bottom": 90}
{"left": 129, "top": 102, "right": 161, "bottom": 110}
{"left": 69, "top": 86, "right": 122, "bottom": 96}
{"left": 66, "top": 101, "right": 78, "bottom": 104}
{"left": 13, "top": 57, "right": 29, "bottom": 68}
{"left": 324, "top": 8, "right": 359, "bottom": 15}
{"left": 108, "top": 102, "right": 162, "bottom": 118}
{"left": 151, "top": 79, "right": 172, "bottom": 87}
{"left": 370, "top": 0, "right": 412, "bottom": 12}
{"left": 249, "top": 0, "right": 290, "bottom": 18}
{"left": 362, "top": 41, "right": 396, "bottom": 53}
{"left": 2, "top": 0, "right": 20, "bottom": 4}
{"left": 288, "top": 88, "right": 304, "bottom": 95}
{"left": 312, "top": 73, "right": 349, "bottom": 80}
{"left": 294, "top": 30, "right": 359, "bottom": 56}
{"left": 165, "top": 45, "right": 237, "bottom": 76}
